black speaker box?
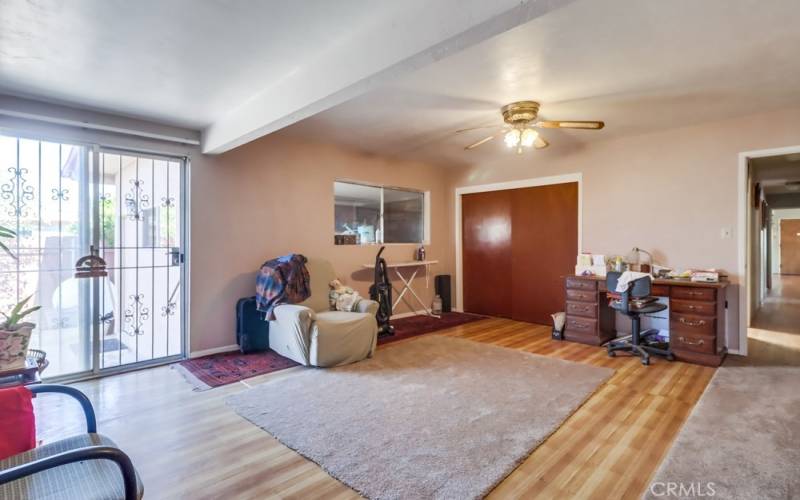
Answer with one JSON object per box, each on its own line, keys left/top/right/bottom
{"left": 434, "top": 275, "right": 452, "bottom": 313}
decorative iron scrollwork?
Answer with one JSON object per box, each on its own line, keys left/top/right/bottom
{"left": 1, "top": 166, "right": 35, "bottom": 217}
{"left": 123, "top": 293, "right": 150, "bottom": 337}
{"left": 51, "top": 188, "right": 70, "bottom": 201}
{"left": 161, "top": 302, "right": 176, "bottom": 317}
{"left": 125, "top": 178, "right": 150, "bottom": 221}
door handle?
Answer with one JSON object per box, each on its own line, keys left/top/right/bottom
{"left": 168, "top": 247, "right": 183, "bottom": 266}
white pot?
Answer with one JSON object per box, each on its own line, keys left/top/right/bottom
{"left": 0, "top": 322, "right": 35, "bottom": 371}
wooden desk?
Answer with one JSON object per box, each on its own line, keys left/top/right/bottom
{"left": 564, "top": 275, "right": 728, "bottom": 366}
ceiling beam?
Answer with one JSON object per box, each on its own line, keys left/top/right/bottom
{"left": 0, "top": 95, "right": 201, "bottom": 145}
{"left": 201, "top": 0, "right": 576, "bottom": 154}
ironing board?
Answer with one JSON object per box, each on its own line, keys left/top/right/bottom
{"left": 363, "top": 260, "right": 440, "bottom": 318}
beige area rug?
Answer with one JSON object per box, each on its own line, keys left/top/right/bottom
{"left": 227, "top": 335, "right": 613, "bottom": 500}
{"left": 643, "top": 363, "right": 800, "bottom": 500}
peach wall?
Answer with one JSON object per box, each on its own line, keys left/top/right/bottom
{"left": 449, "top": 107, "right": 800, "bottom": 352}
{"left": 190, "top": 133, "right": 455, "bottom": 353}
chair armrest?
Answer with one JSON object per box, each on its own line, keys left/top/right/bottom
{"left": 0, "top": 445, "right": 139, "bottom": 500}
{"left": 273, "top": 304, "right": 316, "bottom": 323}
{"left": 29, "top": 385, "right": 97, "bottom": 434}
{"left": 356, "top": 299, "right": 379, "bottom": 316}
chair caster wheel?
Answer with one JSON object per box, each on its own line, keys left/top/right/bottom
{"left": 667, "top": 354, "right": 675, "bottom": 362}
{"left": 607, "top": 351, "right": 616, "bottom": 358}
{"left": 641, "top": 358, "right": 650, "bottom": 366}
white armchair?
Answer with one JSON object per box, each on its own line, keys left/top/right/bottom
{"left": 268, "top": 258, "right": 378, "bottom": 367}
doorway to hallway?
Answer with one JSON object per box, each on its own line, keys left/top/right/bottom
{"left": 745, "top": 151, "right": 800, "bottom": 361}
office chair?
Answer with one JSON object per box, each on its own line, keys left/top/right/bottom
{"left": 606, "top": 271, "right": 674, "bottom": 366}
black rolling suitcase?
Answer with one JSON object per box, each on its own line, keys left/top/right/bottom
{"left": 236, "top": 296, "right": 269, "bottom": 353}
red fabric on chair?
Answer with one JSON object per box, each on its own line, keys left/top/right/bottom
{"left": 0, "top": 386, "right": 36, "bottom": 460}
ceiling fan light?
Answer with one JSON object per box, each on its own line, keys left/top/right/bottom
{"left": 504, "top": 129, "right": 521, "bottom": 148}
{"left": 520, "top": 128, "right": 539, "bottom": 147}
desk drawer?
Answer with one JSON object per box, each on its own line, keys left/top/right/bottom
{"left": 566, "top": 278, "right": 597, "bottom": 291}
{"left": 566, "top": 289, "right": 596, "bottom": 303}
{"left": 672, "top": 332, "right": 715, "bottom": 355}
{"left": 566, "top": 301, "right": 597, "bottom": 319}
{"left": 671, "top": 299, "right": 716, "bottom": 317}
{"left": 670, "top": 313, "right": 716, "bottom": 336}
{"left": 671, "top": 286, "right": 716, "bottom": 302}
{"left": 565, "top": 315, "right": 597, "bottom": 334}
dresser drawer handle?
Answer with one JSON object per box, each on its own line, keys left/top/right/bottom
{"left": 678, "top": 336, "right": 705, "bottom": 346}
{"left": 687, "top": 291, "right": 703, "bottom": 296}
{"left": 572, "top": 322, "right": 589, "bottom": 329}
{"left": 679, "top": 317, "right": 706, "bottom": 327}
{"left": 571, "top": 305, "right": 591, "bottom": 313}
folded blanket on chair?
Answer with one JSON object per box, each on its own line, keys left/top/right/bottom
{"left": 615, "top": 271, "right": 651, "bottom": 293}
{"left": 256, "top": 254, "right": 311, "bottom": 320}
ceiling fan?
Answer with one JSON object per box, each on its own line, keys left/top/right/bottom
{"left": 459, "top": 101, "right": 604, "bottom": 153}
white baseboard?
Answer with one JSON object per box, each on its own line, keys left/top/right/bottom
{"left": 189, "top": 344, "right": 238, "bottom": 358}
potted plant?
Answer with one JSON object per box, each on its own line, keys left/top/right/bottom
{"left": 0, "top": 224, "right": 14, "bottom": 258}
{"left": 0, "top": 295, "right": 41, "bottom": 371}
{"left": 0, "top": 225, "right": 42, "bottom": 371}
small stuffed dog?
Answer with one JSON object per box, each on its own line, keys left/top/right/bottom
{"left": 328, "top": 279, "right": 363, "bottom": 312}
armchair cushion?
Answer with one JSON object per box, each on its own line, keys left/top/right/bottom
{"left": 355, "top": 299, "right": 379, "bottom": 316}
{"left": 0, "top": 433, "right": 143, "bottom": 500}
{"left": 310, "top": 311, "right": 378, "bottom": 367}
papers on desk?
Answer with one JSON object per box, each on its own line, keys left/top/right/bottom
{"left": 690, "top": 270, "right": 719, "bottom": 283}
{"left": 576, "top": 253, "right": 607, "bottom": 277}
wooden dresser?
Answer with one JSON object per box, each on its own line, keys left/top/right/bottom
{"left": 564, "top": 275, "right": 728, "bottom": 366}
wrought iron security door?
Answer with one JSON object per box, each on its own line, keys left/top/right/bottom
{"left": 0, "top": 134, "right": 186, "bottom": 379}
{"left": 95, "top": 149, "right": 185, "bottom": 371}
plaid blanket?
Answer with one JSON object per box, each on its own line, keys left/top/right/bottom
{"left": 256, "top": 254, "right": 311, "bottom": 320}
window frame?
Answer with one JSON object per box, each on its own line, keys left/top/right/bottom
{"left": 334, "top": 179, "right": 430, "bottom": 246}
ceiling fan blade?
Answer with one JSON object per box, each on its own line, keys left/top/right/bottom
{"left": 536, "top": 120, "right": 605, "bottom": 130}
{"left": 534, "top": 136, "right": 549, "bottom": 149}
{"left": 464, "top": 133, "right": 499, "bottom": 150}
{"left": 455, "top": 124, "right": 501, "bottom": 134}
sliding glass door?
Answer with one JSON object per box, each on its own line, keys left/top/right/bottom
{"left": 0, "top": 133, "right": 186, "bottom": 379}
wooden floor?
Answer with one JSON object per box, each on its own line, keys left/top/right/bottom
{"left": 36, "top": 318, "right": 717, "bottom": 500}
{"left": 746, "top": 274, "right": 800, "bottom": 366}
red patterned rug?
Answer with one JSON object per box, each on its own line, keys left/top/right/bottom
{"left": 378, "top": 311, "right": 486, "bottom": 345}
{"left": 174, "top": 312, "right": 487, "bottom": 390}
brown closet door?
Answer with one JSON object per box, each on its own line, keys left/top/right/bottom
{"left": 511, "top": 182, "right": 578, "bottom": 324}
{"left": 462, "top": 190, "right": 513, "bottom": 317}
{"left": 780, "top": 219, "right": 800, "bottom": 274}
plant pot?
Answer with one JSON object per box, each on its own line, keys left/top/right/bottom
{"left": 0, "top": 322, "right": 35, "bottom": 371}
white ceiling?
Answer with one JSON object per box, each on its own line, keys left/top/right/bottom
{"left": 283, "top": 0, "right": 800, "bottom": 167}
{"left": 0, "top": 0, "right": 572, "bottom": 153}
